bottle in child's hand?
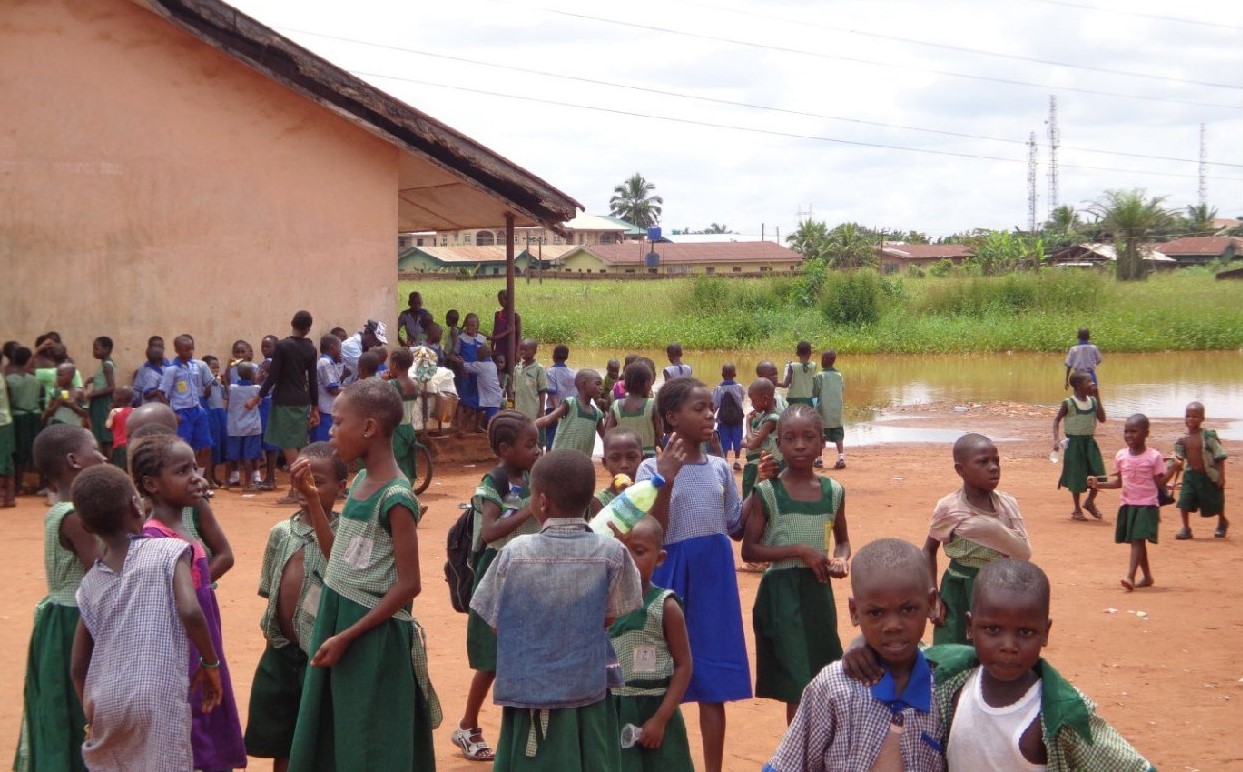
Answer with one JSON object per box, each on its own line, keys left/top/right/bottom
{"left": 620, "top": 723, "right": 644, "bottom": 749}
{"left": 589, "top": 474, "right": 665, "bottom": 537}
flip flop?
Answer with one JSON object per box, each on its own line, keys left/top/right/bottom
{"left": 1070, "top": 512, "right": 1088, "bottom": 521}
{"left": 1175, "top": 527, "right": 1192, "bottom": 540}
{"left": 1215, "top": 522, "right": 1229, "bottom": 539}
{"left": 1084, "top": 503, "right": 1103, "bottom": 519}
{"left": 1120, "top": 579, "right": 1134, "bottom": 592}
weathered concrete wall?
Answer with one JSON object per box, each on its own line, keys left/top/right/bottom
{"left": 1, "top": 0, "right": 398, "bottom": 373}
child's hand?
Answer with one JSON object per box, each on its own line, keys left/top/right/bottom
{"left": 290, "top": 457, "right": 318, "bottom": 501}
{"left": 656, "top": 437, "right": 689, "bottom": 481}
{"left": 311, "top": 634, "right": 352, "bottom": 667}
{"left": 638, "top": 715, "right": 668, "bottom": 750}
{"left": 1087, "top": 476, "right": 1099, "bottom": 490}
{"left": 191, "top": 666, "right": 223, "bottom": 713}
{"left": 840, "top": 637, "right": 885, "bottom": 686}
{"left": 757, "top": 453, "right": 779, "bottom": 481}
{"left": 799, "top": 547, "right": 830, "bottom": 583}
{"left": 930, "top": 595, "right": 947, "bottom": 627}
{"left": 827, "top": 557, "right": 849, "bottom": 579}
{"left": 244, "top": 396, "right": 261, "bottom": 411}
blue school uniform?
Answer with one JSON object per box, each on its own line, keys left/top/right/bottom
{"left": 203, "top": 380, "right": 227, "bottom": 466}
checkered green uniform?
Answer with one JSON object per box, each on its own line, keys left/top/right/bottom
{"left": 550, "top": 397, "right": 604, "bottom": 457}
{"left": 756, "top": 477, "right": 843, "bottom": 570}
{"left": 611, "top": 587, "right": 678, "bottom": 697}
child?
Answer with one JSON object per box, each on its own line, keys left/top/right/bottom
{"left": 924, "top": 433, "right": 1030, "bottom": 645}
{"left": 445, "top": 309, "right": 462, "bottom": 362}
{"left": 1090, "top": 414, "right": 1178, "bottom": 591}
{"left": 258, "top": 334, "right": 281, "bottom": 490}
{"left": 84, "top": 336, "right": 116, "bottom": 457}
{"left": 388, "top": 347, "right": 423, "bottom": 481}
{"left": 355, "top": 349, "right": 382, "bottom": 381}
{"left": 742, "top": 379, "right": 783, "bottom": 498}
{"left": 105, "top": 386, "right": 134, "bottom": 470}
{"left": 742, "top": 405, "right": 851, "bottom": 724}
{"left": 312, "top": 334, "right": 344, "bottom": 443}
{"left": 1053, "top": 371, "right": 1106, "bottom": 521}
{"left": 755, "top": 360, "right": 788, "bottom": 412}
{"left": 711, "top": 363, "right": 746, "bottom": 471}
{"left": 663, "top": 342, "right": 691, "bottom": 381}
{"left": 470, "top": 449, "right": 643, "bottom": 771}
{"left": 132, "top": 434, "right": 246, "bottom": 769}
{"left": 606, "top": 360, "right": 662, "bottom": 460}
{"left": 1064, "top": 327, "right": 1102, "bottom": 388}
{"left": 601, "top": 358, "right": 621, "bottom": 411}
{"left": 43, "top": 363, "right": 89, "bottom": 428}
{"left": 452, "top": 312, "right": 488, "bottom": 432}
{"left": 779, "top": 341, "right": 817, "bottom": 406}
{"left": 69, "top": 465, "right": 223, "bottom": 772}
{"left": 7, "top": 347, "right": 43, "bottom": 492}
{"left": 512, "top": 338, "right": 548, "bottom": 442}
{"left": 289, "top": 378, "right": 440, "bottom": 771}
{"left": 489, "top": 289, "right": 521, "bottom": 353}
{"left": 244, "top": 442, "right": 346, "bottom": 771}
{"left": 637, "top": 377, "right": 750, "bottom": 772}
{"left": 453, "top": 410, "right": 542, "bottom": 762}
{"left": 812, "top": 350, "right": 846, "bottom": 470}
{"left": 544, "top": 344, "right": 576, "bottom": 450}
{"left": 227, "top": 362, "right": 264, "bottom": 490}
{"left": 424, "top": 323, "right": 447, "bottom": 368}
{"left": 159, "top": 334, "right": 215, "bottom": 478}
{"left": 1174, "top": 401, "right": 1228, "bottom": 539}
{"left": 202, "top": 355, "right": 228, "bottom": 488}
{"left": 538, "top": 368, "right": 605, "bottom": 458}
{"left": 494, "top": 353, "right": 510, "bottom": 400}
{"left": 0, "top": 375, "right": 12, "bottom": 506}
{"left": 614, "top": 354, "right": 638, "bottom": 402}
{"left": 462, "top": 343, "right": 504, "bottom": 428}
{"left": 133, "top": 337, "right": 167, "bottom": 405}
{"left": 14, "top": 425, "right": 105, "bottom": 771}
{"left": 765, "top": 539, "right": 941, "bottom": 771}
{"left": 592, "top": 427, "right": 645, "bottom": 516}
{"left": 610, "top": 516, "right": 695, "bottom": 771}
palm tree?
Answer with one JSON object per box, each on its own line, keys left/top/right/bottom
{"left": 786, "top": 219, "right": 830, "bottom": 261}
{"left": 704, "top": 223, "right": 731, "bottom": 234}
{"left": 1185, "top": 203, "right": 1219, "bottom": 235}
{"left": 1085, "top": 189, "right": 1173, "bottom": 281}
{"left": 825, "top": 222, "right": 878, "bottom": 269}
{"left": 609, "top": 174, "right": 663, "bottom": 229}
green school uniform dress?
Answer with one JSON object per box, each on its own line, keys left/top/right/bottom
{"left": 391, "top": 381, "right": 422, "bottom": 483}
{"left": 610, "top": 398, "right": 658, "bottom": 457}
{"left": 742, "top": 410, "right": 783, "bottom": 498}
{"left": 288, "top": 472, "right": 440, "bottom": 772}
{"left": 15, "top": 502, "right": 89, "bottom": 772}
{"left": 88, "top": 360, "right": 114, "bottom": 447}
{"left": 609, "top": 586, "right": 694, "bottom": 772}
{"left": 812, "top": 368, "right": 846, "bottom": 442}
{"left": 551, "top": 397, "right": 604, "bottom": 457}
{"left": 0, "top": 383, "right": 14, "bottom": 477}
{"left": 1058, "top": 396, "right": 1105, "bottom": 494}
{"left": 784, "top": 361, "right": 817, "bottom": 405}
{"left": 752, "top": 478, "right": 845, "bottom": 703}
{"left": 466, "top": 472, "right": 534, "bottom": 671}
{"left": 7, "top": 372, "right": 43, "bottom": 468}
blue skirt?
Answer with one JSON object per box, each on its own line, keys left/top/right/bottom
{"left": 208, "top": 407, "right": 228, "bottom": 466}
{"left": 652, "top": 533, "right": 752, "bottom": 703}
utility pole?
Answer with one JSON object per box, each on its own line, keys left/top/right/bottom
{"left": 1027, "top": 131, "right": 1039, "bottom": 233}
{"left": 1046, "top": 95, "right": 1060, "bottom": 220}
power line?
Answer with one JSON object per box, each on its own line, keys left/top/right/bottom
{"left": 354, "top": 69, "right": 1243, "bottom": 182}
{"left": 480, "top": 0, "right": 1243, "bottom": 110}
{"left": 1024, "top": 0, "right": 1243, "bottom": 31}
{"left": 675, "top": 0, "right": 1243, "bottom": 90}
{"left": 280, "top": 27, "right": 1243, "bottom": 169}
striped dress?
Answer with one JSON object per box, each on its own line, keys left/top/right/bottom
{"left": 551, "top": 396, "right": 604, "bottom": 457}
{"left": 610, "top": 398, "right": 658, "bottom": 457}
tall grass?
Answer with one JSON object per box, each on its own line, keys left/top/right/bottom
{"left": 404, "top": 269, "right": 1243, "bottom": 354}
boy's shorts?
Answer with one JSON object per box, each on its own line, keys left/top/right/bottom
{"left": 718, "top": 422, "right": 743, "bottom": 453}
{"left": 1179, "top": 468, "right": 1225, "bottom": 517}
{"left": 227, "top": 434, "right": 263, "bottom": 462}
{"left": 244, "top": 643, "right": 309, "bottom": 758}
{"left": 823, "top": 426, "right": 845, "bottom": 443}
{"left": 308, "top": 413, "right": 333, "bottom": 443}
{"left": 175, "top": 407, "right": 213, "bottom": 451}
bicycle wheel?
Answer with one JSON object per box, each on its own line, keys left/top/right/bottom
{"left": 414, "top": 443, "right": 434, "bottom": 495}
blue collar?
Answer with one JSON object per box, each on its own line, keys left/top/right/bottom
{"left": 870, "top": 649, "right": 932, "bottom": 713}
{"left": 721, "top": 379, "right": 737, "bottom": 386}
{"left": 143, "top": 361, "right": 164, "bottom": 372}
{"left": 237, "top": 378, "right": 253, "bottom": 386}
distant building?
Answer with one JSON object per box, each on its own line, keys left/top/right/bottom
{"left": 878, "top": 243, "right": 973, "bottom": 272}
{"left": 421, "top": 213, "right": 643, "bottom": 250}
{"left": 1155, "top": 236, "right": 1243, "bottom": 266}
{"left": 399, "top": 244, "right": 574, "bottom": 276}
{"left": 559, "top": 241, "right": 802, "bottom": 275}
{"left": 1049, "top": 243, "right": 1176, "bottom": 270}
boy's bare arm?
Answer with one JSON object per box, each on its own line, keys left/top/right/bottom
{"left": 923, "top": 536, "right": 946, "bottom": 626}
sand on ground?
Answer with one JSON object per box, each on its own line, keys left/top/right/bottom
{"left": 1, "top": 404, "right": 1239, "bottom": 771}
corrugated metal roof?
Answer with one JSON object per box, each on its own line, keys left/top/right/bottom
{"left": 1052, "top": 243, "right": 1174, "bottom": 262}
{"left": 570, "top": 241, "right": 801, "bottom": 265}
{"left": 1157, "top": 236, "right": 1243, "bottom": 256}
{"left": 879, "top": 243, "right": 974, "bottom": 260}
{"left": 564, "top": 213, "right": 631, "bottom": 232}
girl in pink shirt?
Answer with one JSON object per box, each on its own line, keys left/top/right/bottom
{"left": 1090, "top": 414, "right": 1180, "bottom": 592}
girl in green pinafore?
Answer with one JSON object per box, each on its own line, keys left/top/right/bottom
{"left": 779, "top": 341, "right": 818, "bottom": 406}
{"left": 538, "top": 370, "right": 605, "bottom": 458}
{"left": 289, "top": 378, "right": 441, "bottom": 772}
{"left": 452, "top": 410, "right": 542, "bottom": 762}
{"left": 1053, "top": 371, "right": 1107, "bottom": 521}
{"left": 15, "top": 424, "right": 105, "bottom": 772}
{"left": 741, "top": 405, "right": 851, "bottom": 725}
{"left": 742, "top": 379, "right": 784, "bottom": 498}
{"left": 388, "top": 348, "right": 423, "bottom": 484}
{"left": 604, "top": 362, "right": 663, "bottom": 459}
{"left": 86, "top": 336, "right": 116, "bottom": 456}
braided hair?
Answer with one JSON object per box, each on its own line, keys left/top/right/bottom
{"left": 129, "top": 432, "right": 183, "bottom": 495}
{"left": 777, "top": 403, "right": 822, "bottom": 433}
{"left": 487, "top": 409, "right": 534, "bottom": 455}
{"left": 655, "top": 376, "right": 706, "bottom": 427}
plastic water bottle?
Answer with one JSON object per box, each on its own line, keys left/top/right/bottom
{"left": 589, "top": 473, "right": 667, "bottom": 537}
{"left": 1050, "top": 437, "right": 1068, "bottom": 464}
{"left": 620, "top": 723, "right": 644, "bottom": 749}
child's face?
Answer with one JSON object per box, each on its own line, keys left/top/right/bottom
{"left": 955, "top": 443, "right": 1000, "bottom": 492}
{"left": 56, "top": 367, "right": 75, "bottom": 387}
{"left": 70, "top": 430, "right": 107, "bottom": 473}
{"left": 208, "top": 360, "right": 220, "bottom": 378}
{"left": 603, "top": 435, "right": 643, "bottom": 480}
{"left": 1071, "top": 377, "right": 1091, "bottom": 397}
{"left": 625, "top": 530, "right": 666, "bottom": 584}
{"left": 670, "top": 386, "right": 716, "bottom": 443}
{"left": 304, "top": 456, "right": 346, "bottom": 514}
{"left": 967, "top": 590, "right": 1050, "bottom": 684}
{"left": 112, "top": 389, "right": 132, "bottom": 408}
{"left": 501, "top": 423, "right": 542, "bottom": 472}
{"left": 581, "top": 375, "right": 603, "bottom": 399}
{"left": 329, "top": 396, "right": 371, "bottom": 464}
{"left": 495, "top": 355, "right": 507, "bottom": 370}
{"left": 261, "top": 338, "right": 277, "bottom": 358}
{"left": 464, "top": 317, "right": 479, "bottom": 335}
{"left": 92, "top": 341, "right": 109, "bottom": 359}
{"left": 748, "top": 386, "right": 773, "bottom": 413}
{"left": 849, "top": 573, "right": 932, "bottom": 670}
{"left": 329, "top": 340, "right": 342, "bottom": 361}
{"left": 174, "top": 340, "right": 194, "bottom": 361}
{"left": 606, "top": 361, "right": 620, "bottom": 378}
{"left": 147, "top": 343, "right": 164, "bottom": 363}
{"left": 143, "top": 441, "right": 205, "bottom": 508}
{"left": 1184, "top": 406, "right": 1205, "bottom": 433}
{"left": 1123, "top": 418, "right": 1148, "bottom": 451}
{"left": 427, "top": 328, "right": 443, "bottom": 346}
{"left": 231, "top": 342, "right": 249, "bottom": 361}
{"left": 518, "top": 341, "right": 536, "bottom": 362}
{"left": 757, "top": 364, "right": 779, "bottom": 385}
{"left": 446, "top": 312, "right": 459, "bottom": 327}
{"left": 776, "top": 415, "right": 822, "bottom": 469}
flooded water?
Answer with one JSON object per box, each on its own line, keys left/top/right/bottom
{"left": 570, "top": 349, "right": 1243, "bottom": 445}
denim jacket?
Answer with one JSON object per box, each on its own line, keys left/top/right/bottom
{"left": 471, "top": 518, "right": 642, "bottom": 709}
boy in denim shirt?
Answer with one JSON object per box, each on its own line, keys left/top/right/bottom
{"left": 471, "top": 449, "right": 643, "bottom": 771}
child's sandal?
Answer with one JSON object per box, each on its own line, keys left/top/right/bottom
{"left": 451, "top": 726, "right": 495, "bottom": 761}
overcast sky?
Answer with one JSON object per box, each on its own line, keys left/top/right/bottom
{"left": 233, "top": 0, "right": 1243, "bottom": 239}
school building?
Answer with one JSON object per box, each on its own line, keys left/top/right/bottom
{"left": 398, "top": 244, "right": 576, "bottom": 276}
{"left": 406, "top": 212, "right": 645, "bottom": 251}
{"left": 555, "top": 241, "right": 803, "bottom": 276}
{"left": 877, "top": 243, "right": 974, "bottom": 272}
{"left": 1, "top": 0, "right": 578, "bottom": 368}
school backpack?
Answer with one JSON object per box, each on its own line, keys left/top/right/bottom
{"left": 718, "top": 387, "right": 744, "bottom": 426}
{"left": 445, "top": 503, "right": 478, "bottom": 613}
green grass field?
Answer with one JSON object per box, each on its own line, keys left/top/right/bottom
{"left": 404, "top": 268, "right": 1243, "bottom": 354}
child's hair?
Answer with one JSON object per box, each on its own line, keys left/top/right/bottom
{"left": 129, "top": 433, "right": 185, "bottom": 493}
{"left": 603, "top": 426, "right": 643, "bottom": 453}
{"left": 390, "top": 347, "right": 414, "bottom": 371}
{"left": 340, "top": 377, "right": 402, "bottom": 434}
{"left": 623, "top": 361, "right": 654, "bottom": 396}
{"left": 231, "top": 338, "right": 250, "bottom": 355}
{"left": 552, "top": 344, "right": 569, "bottom": 362}
{"left": 147, "top": 335, "right": 164, "bottom": 347}
{"left": 629, "top": 515, "right": 665, "bottom": 547}
{"left": 203, "top": 355, "right": 219, "bottom": 368}
{"left": 238, "top": 362, "right": 258, "bottom": 381}
{"left": 795, "top": 340, "right": 812, "bottom": 357}
{"left": 48, "top": 344, "right": 68, "bottom": 364}
{"left": 623, "top": 354, "right": 638, "bottom": 368}
{"left": 446, "top": 309, "right": 459, "bottom": 325}
{"left": 748, "top": 378, "right": 775, "bottom": 399}
{"left": 1186, "top": 400, "right": 1205, "bottom": 414}
{"left": 330, "top": 327, "right": 348, "bottom": 342}
{"left": 487, "top": 409, "right": 533, "bottom": 455}
{"left": 172, "top": 334, "right": 193, "bottom": 350}
{"left": 426, "top": 323, "right": 443, "bottom": 343}
{"left": 94, "top": 336, "right": 114, "bottom": 353}
{"left": 1078, "top": 328, "right": 1090, "bottom": 341}
{"left": 13, "top": 346, "right": 32, "bottom": 367}
{"left": 301, "top": 440, "right": 349, "bottom": 482}
{"left": 655, "top": 376, "right": 705, "bottom": 425}
{"left": 357, "top": 350, "right": 383, "bottom": 378}
{"left": 721, "top": 362, "right": 737, "bottom": 379}
{"left": 531, "top": 449, "right": 595, "bottom": 514}
{"left": 464, "top": 312, "right": 479, "bottom": 326}
{"left": 972, "top": 559, "right": 1050, "bottom": 617}
{"left": 606, "top": 358, "right": 620, "bottom": 372}
{"left": 1068, "top": 370, "right": 1091, "bottom": 389}
{"left": 291, "top": 310, "right": 313, "bottom": 333}
{"left": 952, "top": 432, "right": 995, "bottom": 463}
{"left": 821, "top": 350, "right": 837, "bottom": 367}
{"left": 777, "top": 403, "right": 823, "bottom": 433}
{"left": 33, "top": 424, "right": 90, "bottom": 479}
{"left": 113, "top": 385, "right": 134, "bottom": 405}
{"left": 478, "top": 344, "right": 494, "bottom": 360}
{"left": 666, "top": 341, "right": 683, "bottom": 359}
{"left": 2, "top": 341, "right": 16, "bottom": 361}
{"left": 1126, "top": 413, "right": 1150, "bottom": 432}
{"left": 574, "top": 368, "right": 599, "bottom": 389}
{"left": 72, "top": 465, "right": 137, "bottom": 536}
{"left": 320, "top": 334, "right": 340, "bottom": 354}
{"left": 55, "top": 362, "right": 76, "bottom": 381}
{"left": 851, "top": 538, "right": 925, "bottom": 593}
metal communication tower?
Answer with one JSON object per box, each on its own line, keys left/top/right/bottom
{"left": 1199, "top": 123, "right": 1208, "bottom": 207}
{"left": 1027, "top": 132, "right": 1038, "bottom": 232}
{"left": 1047, "top": 96, "right": 1060, "bottom": 220}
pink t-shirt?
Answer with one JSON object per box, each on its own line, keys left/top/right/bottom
{"left": 1115, "top": 447, "right": 1164, "bottom": 507}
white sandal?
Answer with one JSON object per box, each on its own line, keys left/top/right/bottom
{"left": 451, "top": 725, "right": 495, "bottom": 761}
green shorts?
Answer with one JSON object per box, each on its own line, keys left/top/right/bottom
{"left": 1178, "top": 469, "right": 1225, "bottom": 517}
{"left": 0, "top": 424, "right": 14, "bottom": 476}
{"left": 244, "top": 643, "right": 309, "bottom": 758}
{"left": 264, "top": 404, "right": 310, "bottom": 451}
{"left": 822, "top": 426, "right": 845, "bottom": 443}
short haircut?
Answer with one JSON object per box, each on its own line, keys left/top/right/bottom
{"left": 33, "top": 424, "right": 91, "bottom": 478}
{"left": 623, "top": 361, "right": 654, "bottom": 394}
{"left": 114, "top": 385, "right": 134, "bottom": 403}
{"left": 821, "top": 350, "right": 837, "bottom": 366}
{"left": 972, "top": 559, "right": 1051, "bottom": 617}
{"left": 777, "top": 403, "right": 822, "bottom": 433}
{"left": 1126, "top": 413, "right": 1150, "bottom": 431}
{"left": 72, "top": 465, "right": 137, "bottom": 536}
{"left": 330, "top": 327, "right": 348, "bottom": 340}
{"left": 487, "top": 409, "right": 533, "bottom": 454}
{"left": 629, "top": 515, "right": 665, "bottom": 547}
{"left": 446, "top": 309, "right": 459, "bottom": 323}
{"left": 1186, "top": 401, "right": 1205, "bottom": 414}
{"left": 320, "top": 334, "right": 340, "bottom": 354}
{"left": 655, "top": 376, "right": 706, "bottom": 425}
{"left": 172, "top": 334, "right": 193, "bottom": 350}
{"left": 721, "top": 362, "right": 737, "bottom": 378}
{"left": 147, "top": 335, "right": 164, "bottom": 346}
{"left": 851, "top": 538, "right": 926, "bottom": 595}
{"left": 748, "top": 378, "right": 775, "bottom": 397}
{"left": 129, "top": 433, "right": 186, "bottom": 493}
{"left": 238, "top": 362, "right": 258, "bottom": 381}
{"left": 94, "top": 336, "right": 114, "bottom": 352}
{"left": 202, "top": 355, "right": 219, "bottom": 367}
{"left": 292, "top": 310, "right": 313, "bottom": 332}
{"left": 48, "top": 344, "right": 68, "bottom": 363}
{"left": 796, "top": 340, "right": 812, "bottom": 356}
{"left": 390, "top": 347, "right": 414, "bottom": 370}
{"left": 2, "top": 341, "right": 16, "bottom": 360}
{"left": 1077, "top": 328, "right": 1090, "bottom": 339}
{"left": 603, "top": 426, "right": 643, "bottom": 452}
{"left": 13, "top": 347, "right": 32, "bottom": 367}
{"left": 357, "top": 350, "right": 383, "bottom": 377}
{"left": 553, "top": 344, "right": 569, "bottom": 361}
{"left": 575, "top": 368, "right": 600, "bottom": 388}
{"left": 531, "top": 449, "right": 595, "bottom": 515}
{"left": 301, "top": 441, "right": 349, "bottom": 482}
{"left": 339, "top": 377, "right": 402, "bottom": 434}
{"left": 129, "top": 423, "right": 176, "bottom": 443}
{"left": 1068, "top": 370, "right": 1091, "bottom": 388}
{"left": 666, "top": 341, "right": 683, "bottom": 358}
{"left": 952, "top": 432, "right": 995, "bottom": 463}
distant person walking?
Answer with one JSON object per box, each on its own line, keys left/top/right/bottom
{"left": 249, "top": 310, "right": 319, "bottom": 505}
{"left": 1065, "top": 328, "right": 1102, "bottom": 389}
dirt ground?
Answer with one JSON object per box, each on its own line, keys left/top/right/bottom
{"left": 2, "top": 403, "right": 1240, "bottom": 771}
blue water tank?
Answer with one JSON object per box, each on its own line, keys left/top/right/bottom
{"left": 646, "top": 226, "right": 662, "bottom": 242}
{"left": 645, "top": 250, "right": 660, "bottom": 267}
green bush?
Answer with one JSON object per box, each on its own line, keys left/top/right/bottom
{"left": 927, "top": 259, "right": 956, "bottom": 277}
{"left": 821, "top": 270, "right": 883, "bottom": 325}
{"left": 906, "top": 264, "right": 926, "bottom": 278}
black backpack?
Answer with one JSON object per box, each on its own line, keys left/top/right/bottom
{"left": 444, "top": 466, "right": 507, "bottom": 613}
{"left": 718, "top": 388, "right": 744, "bottom": 426}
